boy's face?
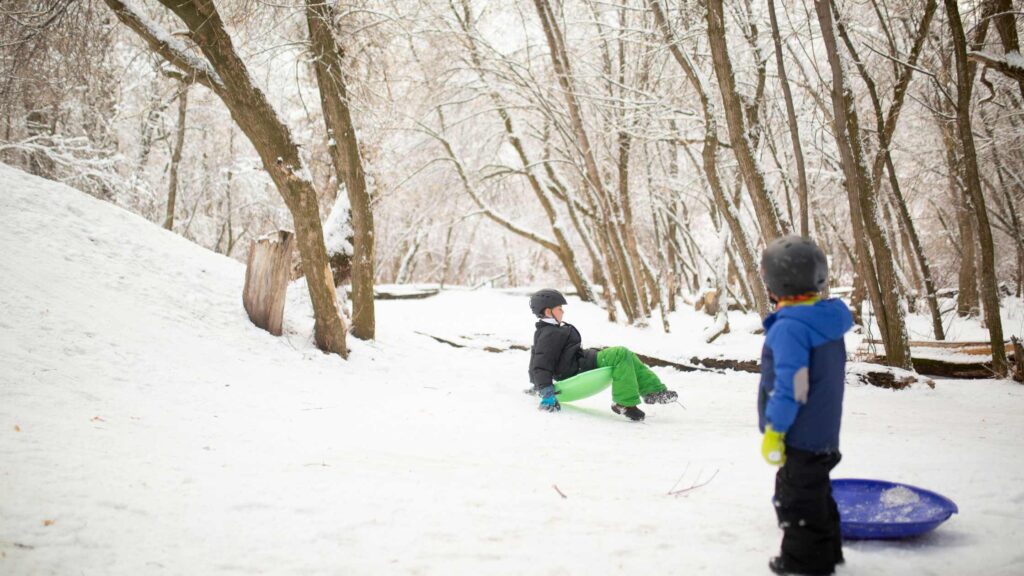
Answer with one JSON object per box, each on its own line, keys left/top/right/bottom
{"left": 546, "top": 305, "right": 564, "bottom": 323}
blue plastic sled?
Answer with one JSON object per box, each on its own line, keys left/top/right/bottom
{"left": 553, "top": 367, "right": 614, "bottom": 402}
{"left": 832, "top": 478, "right": 958, "bottom": 540}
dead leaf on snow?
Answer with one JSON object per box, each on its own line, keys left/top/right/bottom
{"left": 42, "top": 519, "right": 55, "bottom": 527}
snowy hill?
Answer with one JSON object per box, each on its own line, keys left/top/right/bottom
{"left": 1, "top": 162, "right": 1023, "bottom": 575}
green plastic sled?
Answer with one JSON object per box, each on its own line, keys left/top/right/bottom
{"left": 553, "top": 367, "right": 613, "bottom": 402}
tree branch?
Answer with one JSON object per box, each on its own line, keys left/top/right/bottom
{"left": 102, "top": 0, "right": 222, "bottom": 92}
{"left": 968, "top": 50, "right": 1024, "bottom": 84}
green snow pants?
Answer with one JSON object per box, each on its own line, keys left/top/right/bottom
{"left": 596, "top": 346, "right": 667, "bottom": 407}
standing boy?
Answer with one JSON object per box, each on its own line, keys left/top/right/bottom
{"left": 528, "top": 289, "right": 677, "bottom": 421}
{"left": 758, "top": 236, "right": 853, "bottom": 575}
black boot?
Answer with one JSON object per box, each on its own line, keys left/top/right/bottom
{"left": 768, "top": 556, "right": 834, "bottom": 576}
{"left": 611, "top": 404, "right": 645, "bottom": 421}
{"left": 642, "top": 389, "right": 678, "bottom": 404}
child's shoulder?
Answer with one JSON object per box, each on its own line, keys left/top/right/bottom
{"left": 765, "top": 315, "right": 812, "bottom": 342}
{"left": 767, "top": 298, "right": 852, "bottom": 345}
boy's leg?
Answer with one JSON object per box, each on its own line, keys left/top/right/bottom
{"left": 629, "top": 351, "right": 668, "bottom": 396}
{"left": 827, "top": 454, "right": 844, "bottom": 564}
{"left": 773, "top": 449, "right": 842, "bottom": 574}
{"left": 597, "top": 346, "right": 641, "bottom": 406}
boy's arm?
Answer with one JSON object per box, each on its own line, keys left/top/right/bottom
{"left": 530, "top": 328, "right": 568, "bottom": 388}
{"left": 764, "top": 321, "right": 812, "bottom": 434}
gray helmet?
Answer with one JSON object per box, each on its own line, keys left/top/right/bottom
{"left": 530, "top": 289, "right": 568, "bottom": 317}
{"left": 761, "top": 235, "right": 828, "bottom": 298}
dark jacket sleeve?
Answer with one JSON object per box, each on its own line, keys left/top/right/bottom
{"left": 530, "top": 326, "right": 568, "bottom": 388}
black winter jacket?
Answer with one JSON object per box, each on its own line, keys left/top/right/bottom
{"left": 528, "top": 320, "right": 599, "bottom": 389}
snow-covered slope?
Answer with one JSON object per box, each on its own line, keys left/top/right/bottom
{"left": 1, "top": 163, "right": 1023, "bottom": 575}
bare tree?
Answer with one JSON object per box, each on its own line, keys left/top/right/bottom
{"left": 447, "top": 0, "right": 596, "bottom": 304}
{"left": 164, "top": 82, "right": 189, "bottom": 231}
{"left": 968, "top": 0, "right": 1024, "bottom": 99}
{"left": 531, "top": 0, "right": 646, "bottom": 324}
{"left": 944, "top": 0, "right": 1008, "bottom": 376}
{"left": 648, "top": 0, "right": 770, "bottom": 318}
{"left": 767, "top": 0, "right": 811, "bottom": 237}
{"left": 814, "top": 0, "right": 911, "bottom": 369}
{"left": 104, "top": 0, "right": 348, "bottom": 357}
{"left": 305, "top": 0, "right": 376, "bottom": 340}
{"left": 706, "top": 0, "right": 787, "bottom": 242}
{"left": 831, "top": 0, "right": 944, "bottom": 340}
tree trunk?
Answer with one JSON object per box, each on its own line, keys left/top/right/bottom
{"left": 767, "top": 0, "right": 811, "bottom": 237}
{"left": 983, "top": 115, "right": 1024, "bottom": 299}
{"left": 886, "top": 157, "right": 944, "bottom": 340}
{"left": 944, "top": 0, "right": 1009, "bottom": 376}
{"left": 815, "top": 0, "right": 911, "bottom": 369}
{"left": 104, "top": 0, "right": 348, "bottom": 357}
{"left": 851, "top": 260, "right": 866, "bottom": 327}
{"left": 831, "top": 0, "right": 942, "bottom": 339}
{"left": 305, "top": 1, "right": 375, "bottom": 340}
{"left": 648, "top": 0, "right": 770, "bottom": 318}
{"left": 615, "top": 5, "right": 651, "bottom": 318}
{"left": 984, "top": 0, "right": 1024, "bottom": 100}
{"left": 164, "top": 82, "right": 188, "bottom": 231}
{"left": 934, "top": 107, "right": 980, "bottom": 317}
{"left": 706, "top": 0, "right": 786, "bottom": 242}
{"left": 452, "top": 0, "right": 596, "bottom": 304}
{"left": 531, "top": 0, "right": 642, "bottom": 323}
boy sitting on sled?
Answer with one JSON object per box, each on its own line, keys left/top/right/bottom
{"left": 527, "top": 289, "right": 677, "bottom": 421}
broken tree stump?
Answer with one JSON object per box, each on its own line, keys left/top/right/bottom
{"left": 243, "top": 230, "right": 294, "bottom": 336}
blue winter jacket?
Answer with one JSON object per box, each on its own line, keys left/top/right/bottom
{"left": 757, "top": 298, "right": 853, "bottom": 453}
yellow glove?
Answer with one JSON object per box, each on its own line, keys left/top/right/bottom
{"left": 761, "top": 425, "right": 786, "bottom": 466}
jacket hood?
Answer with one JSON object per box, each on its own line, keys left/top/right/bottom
{"left": 763, "top": 298, "right": 853, "bottom": 340}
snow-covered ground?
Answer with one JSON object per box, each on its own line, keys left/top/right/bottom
{"left": 1, "top": 162, "right": 1023, "bottom": 575}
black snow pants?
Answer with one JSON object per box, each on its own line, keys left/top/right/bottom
{"left": 773, "top": 448, "right": 843, "bottom": 574}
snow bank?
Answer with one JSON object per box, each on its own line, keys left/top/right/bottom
{"left": 1, "top": 163, "right": 1023, "bottom": 575}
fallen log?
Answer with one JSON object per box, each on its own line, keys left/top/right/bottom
{"left": 846, "top": 362, "right": 935, "bottom": 390}
{"left": 689, "top": 356, "right": 759, "bottom": 374}
{"left": 374, "top": 288, "right": 439, "bottom": 300}
{"left": 629, "top": 352, "right": 712, "bottom": 373}
{"left": 685, "top": 357, "right": 935, "bottom": 389}
{"left": 415, "top": 333, "right": 941, "bottom": 389}
{"left": 863, "top": 338, "right": 1014, "bottom": 356}
{"left": 414, "top": 332, "right": 715, "bottom": 372}
{"left": 862, "top": 354, "right": 1017, "bottom": 379}
{"left": 860, "top": 338, "right": 1017, "bottom": 378}
{"left": 415, "top": 332, "right": 471, "bottom": 349}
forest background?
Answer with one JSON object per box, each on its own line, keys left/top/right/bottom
{"left": 2, "top": 0, "right": 1022, "bottom": 373}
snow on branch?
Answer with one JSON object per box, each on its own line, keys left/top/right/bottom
{"left": 0, "top": 134, "right": 127, "bottom": 196}
{"left": 414, "top": 120, "right": 560, "bottom": 253}
{"left": 102, "top": 0, "right": 223, "bottom": 92}
{"left": 968, "top": 50, "right": 1024, "bottom": 84}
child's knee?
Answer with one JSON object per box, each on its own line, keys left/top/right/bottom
{"left": 604, "top": 345, "right": 628, "bottom": 359}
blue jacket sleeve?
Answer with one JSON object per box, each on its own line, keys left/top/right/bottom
{"left": 764, "top": 320, "right": 811, "bottom": 434}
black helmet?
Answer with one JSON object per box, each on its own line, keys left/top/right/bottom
{"left": 761, "top": 235, "right": 828, "bottom": 298}
{"left": 530, "top": 289, "right": 568, "bottom": 317}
